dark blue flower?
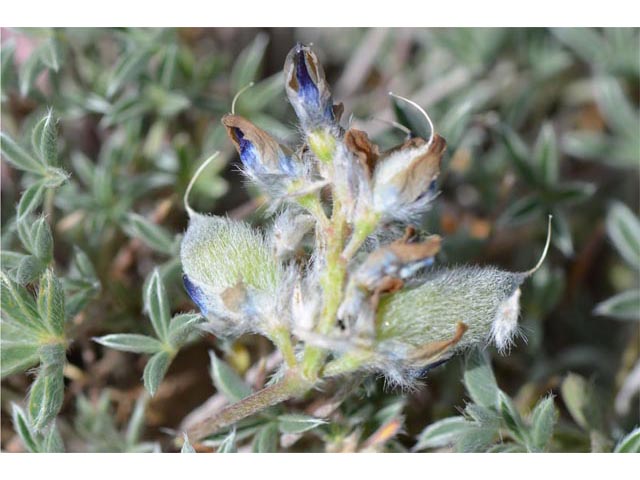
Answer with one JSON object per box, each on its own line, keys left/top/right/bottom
{"left": 284, "top": 44, "right": 336, "bottom": 131}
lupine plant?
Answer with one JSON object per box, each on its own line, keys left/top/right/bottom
{"left": 1, "top": 28, "right": 638, "bottom": 453}
{"left": 174, "top": 43, "right": 554, "bottom": 442}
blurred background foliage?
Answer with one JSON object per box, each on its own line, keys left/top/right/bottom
{"left": 0, "top": 27, "right": 638, "bottom": 452}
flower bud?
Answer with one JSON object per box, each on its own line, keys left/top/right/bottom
{"left": 222, "top": 114, "right": 301, "bottom": 196}
{"left": 271, "top": 209, "right": 315, "bottom": 259}
{"left": 372, "top": 134, "right": 445, "bottom": 222}
{"left": 284, "top": 43, "right": 337, "bottom": 132}
{"left": 180, "top": 213, "right": 282, "bottom": 336}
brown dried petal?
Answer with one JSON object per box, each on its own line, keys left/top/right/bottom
{"left": 344, "top": 128, "right": 380, "bottom": 178}
{"left": 221, "top": 114, "right": 284, "bottom": 170}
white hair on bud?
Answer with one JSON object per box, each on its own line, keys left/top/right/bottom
{"left": 181, "top": 214, "right": 280, "bottom": 294}
{"left": 490, "top": 287, "right": 522, "bottom": 353}
{"left": 271, "top": 209, "right": 315, "bottom": 259}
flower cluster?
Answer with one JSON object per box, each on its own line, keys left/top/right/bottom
{"left": 180, "top": 42, "right": 550, "bottom": 400}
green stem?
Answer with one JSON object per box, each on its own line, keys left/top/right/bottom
{"left": 323, "top": 350, "right": 375, "bottom": 377}
{"left": 341, "top": 211, "right": 380, "bottom": 260}
{"left": 270, "top": 327, "right": 297, "bottom": 369}
{"left": 186, "top": 371, "right": 313, "bottom": 441}
{"left": 302, "top": 200, "right": 347, "bottom": 380}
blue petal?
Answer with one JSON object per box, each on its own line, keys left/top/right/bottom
{"left": 233, "top": 128, "right": 260, "bottom": 172}
{"left": 183, "top": 275, "right": 208, "bottom": 315}
{"left": 295, "top": 48, "right": 320, "bottom": 106}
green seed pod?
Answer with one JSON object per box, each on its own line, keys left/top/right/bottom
{"left": 339, "top": 266, "right": 524, "bottom": 387}
{"left": 180, "top": 213, "right": 282, "bottom": 336}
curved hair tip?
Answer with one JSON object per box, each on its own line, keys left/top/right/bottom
{"left": 231, "top": 82, "right": 256, "bottom": 115}
{"left": 523, "top": 214, "right": 553, "bottom": 277}
{"left": 388, "top": 91, "right": 435, "bottom": 147}
{"left": 184, "top": 151, "right": 221, "bottom": 218}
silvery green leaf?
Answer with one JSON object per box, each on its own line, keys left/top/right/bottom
{"left": 94, "top": 334, "right": 164, "bottom": 354}
{"left": 455, "top": 424, "right": 498, "bottom": 453}
{"left": 594, "top": 290, "right": 640, "bottom": 321}
{"left": 144, "top": 269, "right": 171, "bottom": 342}
{"left": 29, "top": 363, "right": 65, "bottom": 431}
{"left": 16, "top": 255, "right": 45, "bottom": 285}
{"left": 560, "top": 373, "right": 601, "bottom": 431}
{"left": 464, "top": 404, "right": 500, "bottom": 428}
{"left": 413, "top": 416, "right": 470, "bottom": 451}
{"left": 498, "top": 194, "right": 542, "bottom": 226}
{"left": 216, "top": 428, "right": 238, "bottom": 453}
{"left": 37, "top": 269, "right": 66, "bottom": 336}
{"left": 614, "top": 427, "right": 640, "bottom": 453}
{"left": 159, "top": 44, "right": 178, "bottom": 89}
{"left": 11, "top": 404, "right": 39, "bottom": 453}
{"left": 31, "top": 110, "right": 58, "bottom": 166}
{"left": 124, "top": 213, "right": 175, "bottom": 255}
{"left": 125, "top": 394, "right": 149, "bottom": 446}
{"left": 17, "top": 181, "right": 46, "bottom": 220}
{"left": 168, "top": 313, "right": 202, "bottom": 348}
{"left": 1, "top": 340, "right": 40, "bottom": 378}
{"left": 209, "top": 351, "right": 252, "bottom": 403}
{"left": 18, "top": 49, "right": 45, "bottom": 97}
{"left": 594, "top": 76, "right": 639, "bottom": 137}
{"left": 106, "top": 48, "right": 154, "bottom": 98}
{"left": 39, "top": 38, "right": 61, "bottom": 73}
{"left": 0, "top": 131, "right": 45, "bottom": 174}
{"left": 549, "top": 181, "right": 596, "bottom": 205}
{"left": 143, "top": 351, "right": 172, "bottom": 397}
{"left": 561, "top": 131, "right": 612, "bottom": 163}
{"left": 181, "top": 433, "right": 196, "bottom": 453}
{"left": 463, "top": 349, "right": 499, "bottom": 409}
{"left": 39, "top": 342, "right": 66, "bottom": 368}
{"left": 551, "top": 209, "right": 573, "bottom": 257}
{"left": 277, "top": 414, "right": 327, "bottom": 434}
{"left": 533, "top": 123, "right": 558, "bottom": 185}
{"left": 487, "top": 442, "right": 526, "bottom": 453}
{"left": 606, "top": 201, "right": 640, "bottom": 269}
{"left": 0, "top": 272, "right": 43, "bottom": 333}
{"left": 42, "top": 423, "right": 65, "bottom": 452}
{"left": 497, "top": 123, "right": 538, "bottom": 186}
{"left": 252, "top": 422, "right": 278, "bottom": 453}
{"left": 239, "top": 72, "right": 284, "bottom": 113}
{"left": 529, "top": 395, "right": 558, "bottom": 452}
{"left": 32, "top": 217, "right": 53, "bottom": 263}
{"left": 231, "top": 32, "right": 269, "bottom": 92}
{"left": 1, "top": 250, "right": 27, "bottom": 274}
{"left": 552, "top": 28, "right": 608, "bottom": 68}
{"left": 498, "top": 390, "right": 527, "bottom": 444}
